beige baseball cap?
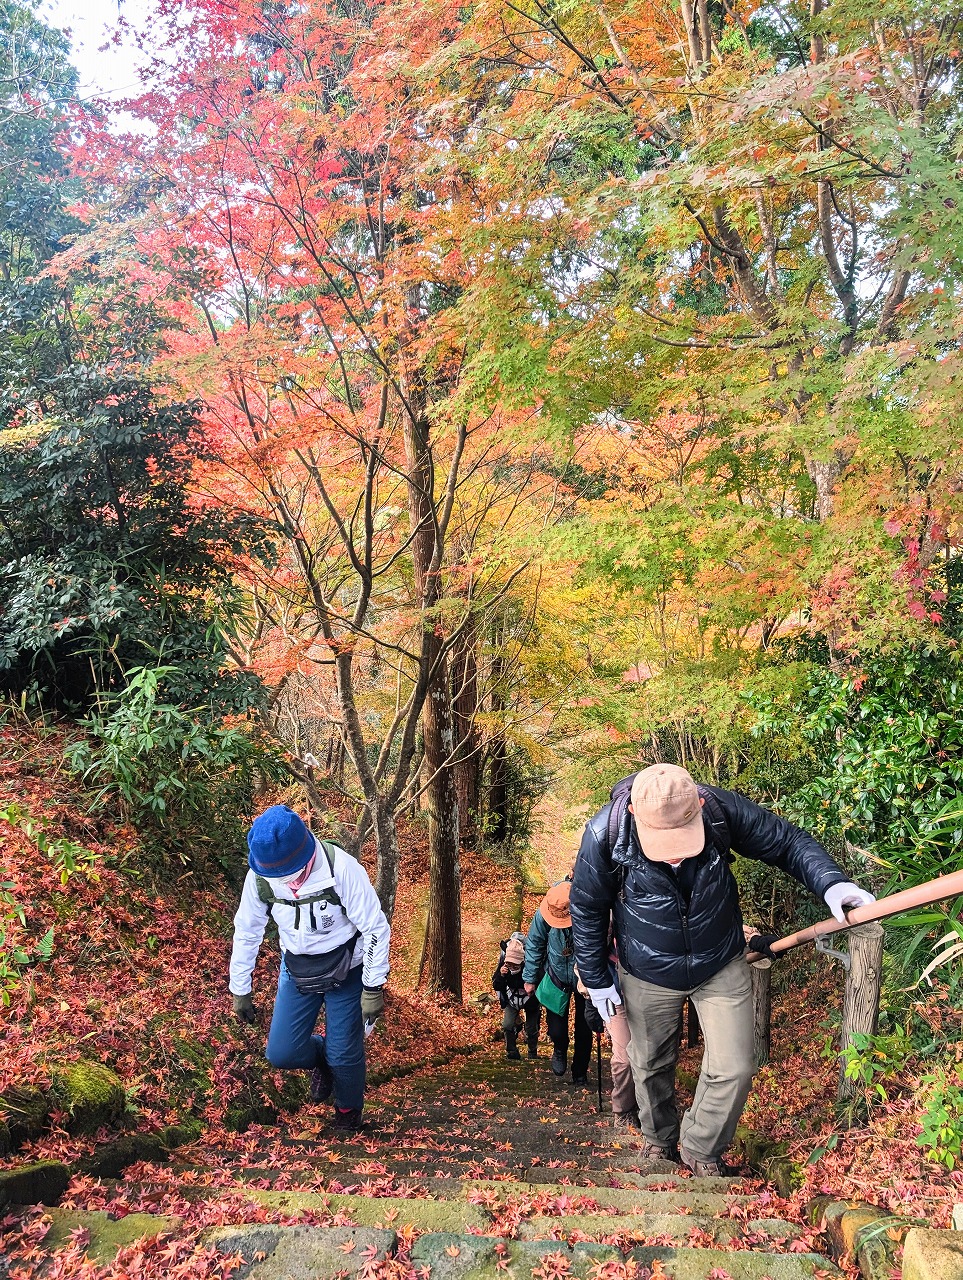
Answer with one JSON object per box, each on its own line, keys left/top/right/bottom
{"left": 630, "top": 765, "right": 706, "bottom": 862}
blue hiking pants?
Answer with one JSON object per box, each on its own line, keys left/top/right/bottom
{"left": 265, "top": 961, "right": 365, "bottom": 1111}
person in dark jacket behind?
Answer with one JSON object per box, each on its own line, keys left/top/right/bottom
{"left": 492, "top": 932, "right": 542, "bottom": 1059}
{"left": 570, "top": 764, "right": 875, "bottom": 1176}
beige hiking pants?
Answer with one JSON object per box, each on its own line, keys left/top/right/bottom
{"left": 619, "top": 955, "right": 755, "bottom": 1161}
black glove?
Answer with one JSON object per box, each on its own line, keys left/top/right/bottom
{"left": 746, "top": 934, "right": 779, "bottom": 962}
{"left": 232, "top": 993, "right": 257, "bottom": 1024}
{"left": 583, "top": 1001, "right": 605, "bottom": 1035}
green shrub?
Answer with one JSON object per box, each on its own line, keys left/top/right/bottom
{"left": 917, "top": 1065, "right": 963, "bottom": 1170}
{"left": 66, "top": 665, "right": 280, "bottom": 867}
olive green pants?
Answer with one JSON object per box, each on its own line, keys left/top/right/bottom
{"left": 619, "top": 956, "right": 755, "bottom": 1161}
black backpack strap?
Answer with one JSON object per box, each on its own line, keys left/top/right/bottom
{"left": 696, "top": 785, "right": 731, "bottom": 854}
{"left": 606, "top": 773, "right": 636, "bottom": 855}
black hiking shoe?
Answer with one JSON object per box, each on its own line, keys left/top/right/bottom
{"left": 550, "top": 1052, "right": 567, "bottom": 1076}
{"left": 506, "top": 1046, "right": 521, "bottom": 1060}
{"left": 310, "top": 1057, "right": 333, "bottom": 1104}
{"left": 527, "top": 1044, "right": 538, "bottom": 1059}
{"left": 332, "top": 1106, "right": 364, "bottom": 1131}
{"left": 571, "top": 1075, "right": 590, "bottom": 1088}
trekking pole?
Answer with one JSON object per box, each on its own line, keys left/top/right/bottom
{"left": 746, "top": 867, "right": 963, "bottom": 962}
{"left": 595, "top": 1032, "right": 603, "bottom": 1114}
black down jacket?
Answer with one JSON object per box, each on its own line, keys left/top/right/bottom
{"left": 570, "top": 784, "right": 849, "bottom": 992}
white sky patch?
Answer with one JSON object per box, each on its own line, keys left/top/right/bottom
{"left": 37, "top": 0, "right": 159, "bottom": 101}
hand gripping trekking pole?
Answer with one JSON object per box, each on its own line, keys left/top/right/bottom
{"left": 746, "top": 868, "right": 963, "bottom": 963}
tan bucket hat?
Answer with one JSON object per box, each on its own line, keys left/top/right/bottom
{"left": 630, "top": 764, "right": 706, "bottom": 862}
{"left": 538, "top": 881, "right": 572, "bottom": 928}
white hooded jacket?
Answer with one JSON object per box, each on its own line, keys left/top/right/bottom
{"left": 229, "top": 838, "right": 390, "bottom": 995}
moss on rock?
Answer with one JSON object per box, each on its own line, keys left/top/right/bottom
{"left": 53, "top": 1060, "right": 126, "bottom": 1135}
{"left": 0, "top": 1084, "right": 50, "bottom": 1150}
{"left": 0, "top": 1161, "right": 70, "bottom": 1208}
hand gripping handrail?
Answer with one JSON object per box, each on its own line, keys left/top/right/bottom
{"left": 748, "top": 867, "right": 963, "bottom": 961}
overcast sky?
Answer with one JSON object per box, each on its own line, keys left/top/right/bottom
{"left": 38, "top": 0, "right": 158, "bottom": 101}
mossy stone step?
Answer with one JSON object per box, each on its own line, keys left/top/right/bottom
{"left": 0, "top": 1160, "right": 70, "bottom": 1209}
{"left": 518, "top": 1212, "right": 804, "bottom": 1245}
{"left": 410, "top": 1234, "right": 621, "bottom": 1279}
{"left": 203, "top": 1224, "right": 396, "bottom": 1279}
{"left": 626, "top": 1246, "right": 843, "bottom": 1279}
{"left": 461, "top": 1178, "right": 746, "bottom": 1216}
{"left": 410, "top": 1235, "right": 843, "bottom": 1280}
{"left": 240, "top": 1187, "right": 489, "bottom": 1233}
{"left": 135, "top": 1160, "right": 742, "bottom": 1205}
{"left": 40, "top": 1209, "right": 183, "bottom": 1263}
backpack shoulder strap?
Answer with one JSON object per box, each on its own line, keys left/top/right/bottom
{"left": 696, "top": 785, "right": 731, "bottom": 854}
{"left": 317, "top": 839, "right": 337, "bottom": 875}
{"left": 606, "top": 773, "right": 636, "bottom": 854}
{"left": 255, "top": 875, "right": 276, "bottom": 905}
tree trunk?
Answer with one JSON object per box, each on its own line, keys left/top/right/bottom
{"left": 402, "top": 393, "right": 462, "bottom": 999}
{"left": 418, "top": 632, "right": 463, "bottom": 998}
{"left": 453, "top": 614, "right": 481, "bottom": 849}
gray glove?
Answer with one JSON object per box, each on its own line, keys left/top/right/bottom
{"left": 361, "top": 986, "right": 384, "bottom": 1023}
{"left": 232, "top": 992, "right": 257, "bottom": 1024}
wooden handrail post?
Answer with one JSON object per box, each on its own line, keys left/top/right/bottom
{"left": 837, "top": 922, "right": 885, "bottom": 1101}
{"left": 749, "top": 958, "right": 772, "bottom": 1068}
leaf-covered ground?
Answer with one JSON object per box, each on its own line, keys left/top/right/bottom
{"left": 2, "top": 719, "right": 960, "bottom": 1265}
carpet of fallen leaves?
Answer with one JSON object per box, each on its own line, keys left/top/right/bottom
{"left": 2, "top": 717, "right": 962, "bottom": 1280}
{"left": 0, "top": 722, "right": 514, "bottom": 1169}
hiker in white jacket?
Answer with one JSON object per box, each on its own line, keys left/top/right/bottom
{"left": 229, "top": 805, "right": 390, "bottom": 1131}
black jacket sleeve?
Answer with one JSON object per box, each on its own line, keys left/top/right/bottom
{"left": 710, "top": 786, "right": 848, "bottom": 899}
{"left": 492, "top": 954, "right": 509, "bottom": 993}
{"left": 569, "top": 808, "right": 620, "bottom": 990}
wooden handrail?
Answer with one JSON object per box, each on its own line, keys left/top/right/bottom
{"left": 747, "top": 867, "right": 963, "bottom": 962}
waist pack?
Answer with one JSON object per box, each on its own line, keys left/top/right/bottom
{"left": 535, "top": 970, "right": 570, "bottom": 1016}
{"left": 284, "top": 932, "right": 359, "bottom": 995}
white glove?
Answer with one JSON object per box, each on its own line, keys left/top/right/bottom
{"left": 586, "top": 984, "right": 622, "bottom": 1021}
{"left": 824, "top": 881, "right": 876, "bottom": 923}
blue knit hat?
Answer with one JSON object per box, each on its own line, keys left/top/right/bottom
{"left": 247, "top": 806, "right": 315, "bottom": 878}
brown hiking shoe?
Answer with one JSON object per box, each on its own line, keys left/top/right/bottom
{"left": 679, "top": 1146, "right": 739, "bottom": 1176}
{"left": 611, "top": 1110, "right": 641, "bottom": 1135}
{"left": 638, "top": 1139, "right": 680, "bottom": 1162}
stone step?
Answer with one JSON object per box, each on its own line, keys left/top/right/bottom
{"left": 459, "top": 1178, "right": 748, "bottom": 1216}
{"left": 212, "top": 1181, "right": 749, "bottom": 1226}
{"left": 269, "top": 1128, "right": 682, "bottom": 1165}
{"left": 215, "top": 1227, "right": 843, "bottom": 1280}
{"left": 160, "top": 1158, "right": 732, "bottom": 1194}
{"left": 517, "top": 1212, "right": 804, "bottom": 1246}
{"left": 33, "top": 1214, "right": 842, "bottom": 1280}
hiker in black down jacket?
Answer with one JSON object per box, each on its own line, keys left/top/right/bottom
{"left": 570, "top": 764, "right": 875, "bottom": 1176}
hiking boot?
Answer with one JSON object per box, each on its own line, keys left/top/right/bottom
{"left": 550, "top": 1052, "right": 567, "bottom": 1076}
{"left": 679, "top": 1146, "right": 739, "bottom": 1176}
{"left": 506, "top": 1045, "right": 521, "bottom": 1060}
{"left": 310, "top": 1057, "right": 333, "bottom": 1104}
{"left": 527, "top": 1043, "right": 538, "bottom": 1058}
{"left": 505, "top": 1031, "right": 521, "bottom": 1060}
{"left": 612, "top": 1110, "right": 641, "bottom": 1135}
{"left": 571, "top": 1074, "right": 590, "bottom": 1088}
{"left": 639, "top": 1139, "right": 680, "bottom": 1162}
{"left": 332, "top": 1106, "right": 364, "bottom": 1131}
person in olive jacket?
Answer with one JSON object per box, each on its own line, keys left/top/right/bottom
{"left": 570, "top": 764, "right": 875, "bottom": 1176}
